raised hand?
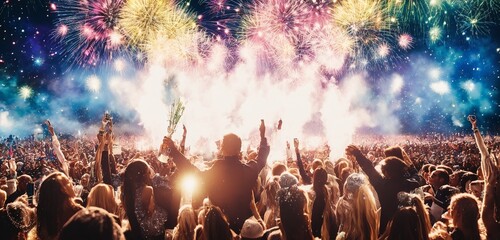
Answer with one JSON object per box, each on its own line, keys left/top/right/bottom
{"left": 345, "top": 145, "right": 363, "bottom": 157}
{"left": 45, "top": 120, "right": 55, "bottom": 136}
{"left": 259, "top": 119, "right": 265, "bottom": 139}
{"left": 468, "top": 115, "right": 477, "bottom": 128}
{"left": 293, "top": 138, "right": 299, "bottom": 150}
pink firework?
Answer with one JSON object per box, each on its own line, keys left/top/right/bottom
{"left": 244, "top": 0, "right": 314, "bottom": 39}
{"left": 53, "top": 0, "right": 126, "bottom": 67}
{"left": 398, "top": 33, "right": 413, "bottom": 50}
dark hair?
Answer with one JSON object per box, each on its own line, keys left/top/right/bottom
{"left": 277, "top": 187, "right": 312, "bottom": 240}
{"left": 37, "top": 172, "right": 80, "bottom": 240}
{"left": 459, "top": 172, "right": 478, "bottom": 192}
{"left": 203, "top": 205, "right": 233, "bottom": 240}
{"left": 121, "top": 160, "right": 150, "bottom": 239}
{"left": 384, "top": 146, "right": 405, "bottom": 162}
{"left": 421, "top": 164, "right": 435, "bottom": 174}
{"left": 432, "top": 169, "right": 450, "bottom": 185}
{"left": 311, "top": 168, "right": 328, "bottom": 237}
{"left": 386, "top": 207, "right": 428, "bottom": 240}
{"left": 59, "top": 207, "right": 124, "bottom": 240}
{"left": 436, "top": 165, "right": 453, "bottom": 175}
{"left": 380, "top": 157, "right": 408, "bottom": 180}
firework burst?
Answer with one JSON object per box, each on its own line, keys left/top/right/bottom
{"left": 386, "top": 0, "right": 429, "bottom": 32}
{"left": 119, "top": 0, "right": 198, "bottom": 53}
{"left": 333, "top": 0, "right": 395, "bottom": 68}
{"left": 456, "top": 1, "right": 495, "bottom": 36}
{"left": 86, "top": 75, "right": 101, "bottom": 92}
{"left": 398, "top": 33, "right": 413, "bottom": 49}
{"left": 19, "top": 86, "right": 33, "bottom": 100}
{"left": 53, "top": 0, "right": 127, "bottom": 67}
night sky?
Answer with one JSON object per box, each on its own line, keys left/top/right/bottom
{"left": 1, "top": 0, "right": 500, "bottom": 139}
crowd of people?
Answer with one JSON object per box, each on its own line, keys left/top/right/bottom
{"left": 0, "top": 115, "right": 499, "bottom": 240}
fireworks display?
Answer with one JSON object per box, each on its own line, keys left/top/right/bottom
{"left": 0, "top": 0, "right": 500, "bottom": 159}
{"left": 53, "top": 0, "right": 127, "bottom": 67}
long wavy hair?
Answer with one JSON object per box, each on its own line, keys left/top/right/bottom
{"left": 312, "top": 168, "right": 338, "bottom": 239}
{"left": 87, "top": 183, "right": 118, "bottom": 215}
{"left": 173, "top": 205, "right": 197, "bottom": 240}
{"left": 383, "top": 207, "right": 428, "bottom": 240}
{"left": 449, "top": 193, "right": 483, "bottom": 240}
{"left": 121, "top": 160, "right": 150, "bottom": 239}
{"left": 263, "top": 176, "right": 280, "bottom": 229}
{"left": 202, "top": 205, "right": 233, "bottom": 240}
{"left": 278, "top": 186, "right": 313, "bottom": 240}
{"left": 37, "top": 172, "right": 81, "bottom": 240}
{"left": 336, "top": 173, "right": 379, "bottom": 240}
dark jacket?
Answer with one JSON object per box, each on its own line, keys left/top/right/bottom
{"left": 353, "top": 152, "right": 420, "bottom": 234}
{"left": 171, "top": 138, "right": 270, "bottom": 234}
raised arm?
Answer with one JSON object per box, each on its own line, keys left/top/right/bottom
{"left": 345, "top": 145, "right": 383, "bottom": 185}
{"left": 294, "top": 138, "right": 311, "bottom": 185}
{"left": 161, "top": 137, "right": 199, "bottom": 174}
{"left": 180, "top": 124, "right": 187, "bottom": 154}
{"left": 46, "top": 120, "right": 69, "bottom": 176}
{"left": 252, "top": 120, "right": 270, "bottom": 172}
{"left": 469, "top": 115, "right": 495, "bottom": 181}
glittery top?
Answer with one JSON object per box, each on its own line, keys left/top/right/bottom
{"left": 134, "top": 186, "right": 168, "bottom": 239}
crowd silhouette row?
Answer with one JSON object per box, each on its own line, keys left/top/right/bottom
{"left": 0, "top": 115, "right": 499, "bottom": 240}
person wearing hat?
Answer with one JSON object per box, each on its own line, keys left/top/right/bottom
{"left": 161, "top": 120, "right": 270, "bottom": 234}
{"left": 240, "top": 217, "right": 264, "bottom": 240}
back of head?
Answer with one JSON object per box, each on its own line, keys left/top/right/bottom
{"left": 37, "top": 172, "right": 75, "bottom": 239}
{"left": 176, "top": 205, "right": 197, "bottom": 240}
{"left": 311, "top": 159, "right": 323, "bottom": 171}
{"left": 397, "top": 193, "right": 431, "bottom": 236}
{"left": 265, "top": 176, "right": 280, "bottom": 209}
{"left": 313, "top": 168, "right": 328, "bottom": 191}
{"left": 271, "top": 163, "right": 287, "bottom": 177}
{"left": 387, "top": 207, "right": 426, "bottom": 240}
{"left": 203, "top": 205, "right": 233, "bottom": 240}
{"left": 432, "top": 169, "right": 450, "bottom": 186}
{"left": 436, "top": 165, "right": 453, "bottom": 175}
{"left": 279, "top": 172, "right": 298, "bottom": 189}
{"left": 59, "top": 207, "right": 124, "bottom": 240}
{"left": 16, "top": 174, "right": 32, "bottom": 191}
{"left": 277, "top": 187, "right": 310, "bottom": 240}
{"left": 0, "top": 200, "right": 36, "bottom": 240}
{"left": 87, "top": 183, "right": 117, "bottom": 214}
{"left": 380, "top": 157, "right": 408, "bottom": 180}
{"left": 459, "top": 172, "right": 478, "bottom": 192}
{"left": 221, "top": 133, "right": 242, "bottom": 157}
{"left": 122, "top": 160, "right": 150, "bottom": 238}
{"left": 341, "top": 173, "right": 378, "bottom": 240}
{"left": 449, "top": 193, "right": 481, "bottom": 239}
{"left": 384, "top": 146, "right": 405, "bottom": 162}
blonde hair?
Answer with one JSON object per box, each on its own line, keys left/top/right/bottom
{"left": 87, "top": 184, "right": 118, "bottom": 215}
{"left": 173, "top": 205, "right": 197, "bottom": 240}
{"left": 337, "top": 174, "right": 379, "bottom": 240}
